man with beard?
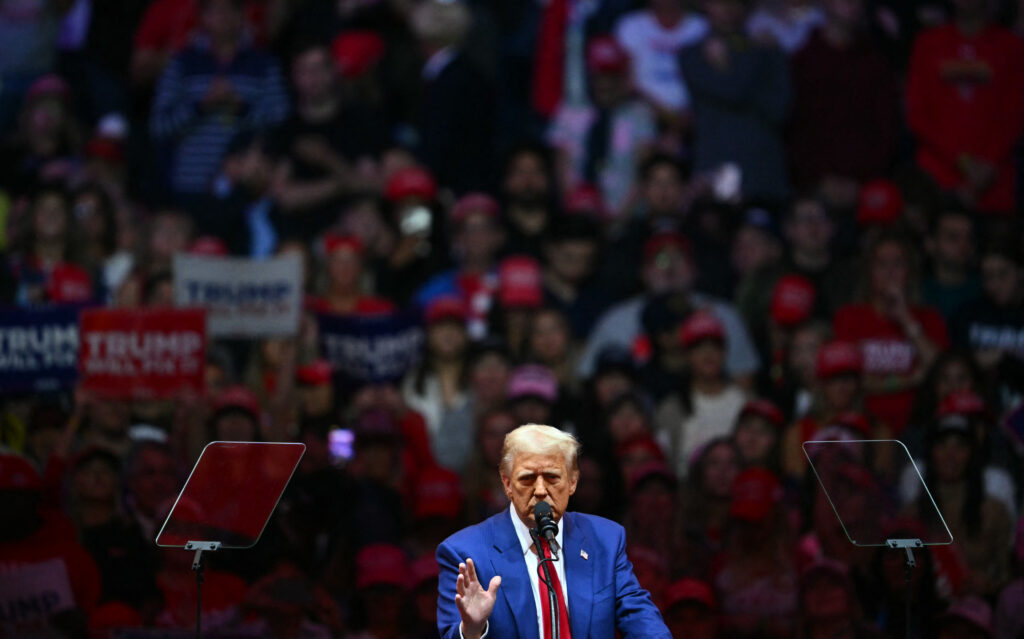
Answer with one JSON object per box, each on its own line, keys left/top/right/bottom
{"left": 500, "top": 142, "right": 556, "bottom": 259}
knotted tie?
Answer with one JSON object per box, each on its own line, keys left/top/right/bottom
{"left": 538, "top": 538, "right": 572, "bottom": 639}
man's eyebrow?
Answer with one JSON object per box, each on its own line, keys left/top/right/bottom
{"left": 516, "top": 468, "right": 562, "bottom": 478}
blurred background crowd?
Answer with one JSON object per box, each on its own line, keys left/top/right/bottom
{"left": 1, "top": 0, "right": 1024, "bottom": 637}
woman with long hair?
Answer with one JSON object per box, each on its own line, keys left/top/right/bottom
{"left": 904, "top": 349, "right": 985, "bottom": 459}
{"left": 833, "top": 231, "right": 948, "bottom": 435}
{"left": 71, "top": 183, "right": 134, "bottom": 300}
{"left": 11, "top": 183, "right": 90, "bottom": 305}
{"left": 909, "top": 418, "right": 1013, "bottom": 597}
{"left": 676, "top": 436, "right": 742, "bottom": 578}
{"left": 461, "top": 406, "right": 517, "bottom": 523}
{"left": 0, "top": 75, "right": 83, "bottom": 197}
{"left": 401, "top": 296, "right": 470, "bottom": 441}
{"left": 714, "top": 467, "right": 799, "bottom": 638}
{"left": 781, "top": 339, "right": 891, "bottom": 481}
{"left": 654, "top": 310, "right": 747, "bottom": 478}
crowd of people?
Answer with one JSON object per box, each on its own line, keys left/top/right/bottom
{"left": 1, "top": 0, "right": 1024, "bottom": 637}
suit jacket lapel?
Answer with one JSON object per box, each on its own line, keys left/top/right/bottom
{"left": 490, "top": 510, "right": 539, "bottom": 639}
{"left": 563, "top": 513, "right": 594, "bottom": 639}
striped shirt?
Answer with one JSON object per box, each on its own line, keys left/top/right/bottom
{"left": 150, "top": 38, "right": 289, "bottom": 195}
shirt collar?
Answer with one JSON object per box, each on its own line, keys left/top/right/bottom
{"left": 508, "top": 503, "right": 565, "bottom": 557}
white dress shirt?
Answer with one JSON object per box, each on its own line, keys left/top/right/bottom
{"left": 466, "top": 505, "right": 570, "bottom": 639}
{"left": 509, "top": 503, "right": 570, "bottom": 635}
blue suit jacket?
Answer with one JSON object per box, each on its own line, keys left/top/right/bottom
{"left": 436, "top": 510, "right": 671, "bottom": 639}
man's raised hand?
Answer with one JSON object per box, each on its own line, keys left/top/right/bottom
{"left": 455, "top": 558, "right": 500, "bottom": 639}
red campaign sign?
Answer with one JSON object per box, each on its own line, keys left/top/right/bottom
{"left": 79, "top": 308, "right": 206, "bottom": 399}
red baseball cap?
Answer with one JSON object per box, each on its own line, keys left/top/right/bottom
{"left": 355, "top": 543, "right": 409, "bottom": 590}
{"left": 626, "top": 460, "right": 677, "bottom": 493}
{"left": 834, "top": 462, "right": 877, "bottom": 491}
{"left": 828, "top": 411, "right": 873, "bottom": 438}
{"left": 679, "top": 310, "right": 725, "bottom": 348}
{"left": 410, "top": 554, "right": 440, "bottom": 587}
{"left": 816, "top": 340, "right": 863, "bottom": 378}
{"left": 614, "top": 433, "right": 666, "bottom": 463}
{"left": 564, "top": 184, "right": 606, "bottom": 217}
{"left": 385, "top": 167, "right": 437, "bottom": 202}
{"left": 84, "top": 136, "right": 124, "bottom": 165}
{"left": 739, "top": 399, "right": 784, "bottom": 428}
{"left": 729, "top": 467, "right": 783, "bottom": 522}
{"left": 507, "top": 364, "right": 558, "bottom": 403}
{"left": 212, "top": 385, "right": 261, "bottom": 419}
{"left": 498, "top": 256, "right": 543, "bottom": 309}
{"left": 297, "top": 359, "right": 333, "bottom": 386}
{"left": 451, "top": 192, "right": 500, "bottom": 224}
{"left": 26, "top": 74, "right": 71, "bottom": 103}
{"left": 0, "top": 454, "right": 42, "bottom": 491}
{"left": 857, "top": 180, "right": 904, "bottom": 226}
{"left": 190, "top": 235, "right": 229, "bottom": 256}
{"left": 413, "top": 466, "right": 463, "bottom": 520}
{"left": 770, "top": 274, "right": 816, "bottom": 327}
{"left": 331, "top": 30, "right": 386, "bottom": 78}
{"left": 46, "top": 262, "right": 93, "bottom": 303}
{"left": 664, "top": 578, "right": 716, "bottom": 611}
{"left": 937, "top": 390, "right": 988, "bottom": 421}
{"left": 424, "top": 295, "right": 468, "bottom": 325}
{"left": 323, "top": 232, "right": 364, "bottom": 255}
{"left": 586, "top": 36, "right": 629, "bottom": 74}
{"left": 354, "top": 409, "right": 401, "bottom": 443}
{"left": 643, "top": 231, "right": 691, "bottom": 264}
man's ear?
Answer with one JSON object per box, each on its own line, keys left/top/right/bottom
{"left": 568, "top": 470, "right": 579, "bottom": 496}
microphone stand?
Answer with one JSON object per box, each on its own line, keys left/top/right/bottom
{"left": 530, "top": 528, "right": 560, "bottom": 639}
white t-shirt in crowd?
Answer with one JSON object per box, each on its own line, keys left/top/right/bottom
{"left": 676, "top": 385, "right": 747, "bottom": 477}
{"left": 614, "top": 10, "right": 709, "bottom": 111}
{"left": 746, "top": 5, "right": 824, "bottom": 54}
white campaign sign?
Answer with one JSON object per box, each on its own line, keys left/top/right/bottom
{"left": 0, "top": 558, "right": 75, "bottom": 626}
{"left": 173, "top": 253, "right": 303, "bottom": 337}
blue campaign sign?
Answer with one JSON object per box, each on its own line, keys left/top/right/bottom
{"left": 0, "top": 306, "right": 81, "bottom": 392}
{"left": 317, "top": 311, "right": 424, "bottom": 384}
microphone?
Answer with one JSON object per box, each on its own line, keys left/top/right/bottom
{"left": 533, "top": 501, "right": 560, "bottom": 560}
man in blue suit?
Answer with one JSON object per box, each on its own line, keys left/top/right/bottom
{"left": 437, "top": 424, "right": 671, "bottom": 639}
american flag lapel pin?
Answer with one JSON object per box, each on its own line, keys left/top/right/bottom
{"left": 580, "top": 549, "right": 588, "bottom": 560}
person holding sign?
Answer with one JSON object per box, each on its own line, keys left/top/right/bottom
{"left": 0, "top": 454, "right": 101, "bottom": 630}
{"left": 436, "top": 424, "right": 670, "bottom": 639}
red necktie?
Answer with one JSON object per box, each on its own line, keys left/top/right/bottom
{"left": 538, "top": 538, "right": 572, "bottom": 639}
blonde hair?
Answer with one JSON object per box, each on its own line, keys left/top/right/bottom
{"left": 500, "top": 424, "right": 580, "bottom": 476}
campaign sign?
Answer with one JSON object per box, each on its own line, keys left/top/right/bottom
{"left": 318, "top": 312, "right": 424, "bottom": 384}
{"left": 0, "top": 306, "right": 80, "bottom": 392}
{"left": 0, "top": 558, "right": 75, "bottom": 627}
{"left": 173, "top": 253, "right": 302, "bottom": 337}
{"left": 79, "top": 308, "right": 206, "bottom": 399}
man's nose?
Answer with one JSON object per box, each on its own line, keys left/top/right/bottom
{"left": 533, "top": 478, "right": 548, "bottom": 498}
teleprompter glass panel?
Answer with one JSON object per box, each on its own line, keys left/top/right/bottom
{"left": 156, "top": 441, "right": 305, "bottom": 548}
{"left": 803, "top": 439, "right": 952, "bottom": 547}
